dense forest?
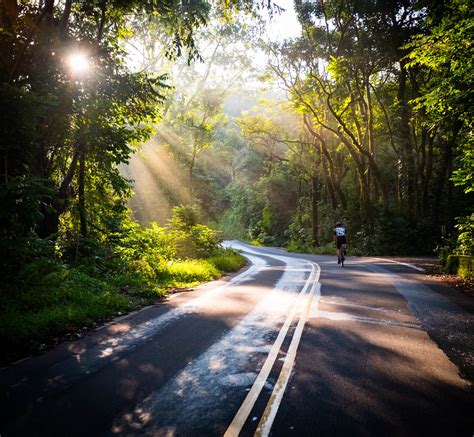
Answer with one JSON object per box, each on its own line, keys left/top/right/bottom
{"left": 0, "top": 0, "right": 472, "bottom": 360}
{"left": 125, "top": 0, "right": 473, "bottom": 256}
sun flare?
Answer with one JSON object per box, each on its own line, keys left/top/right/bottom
{"left": 67, "top": 52, "right": 90, "bottom": 75}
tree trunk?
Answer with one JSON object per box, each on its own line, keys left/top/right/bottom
{"left": 59, "top": 0, "right": 72, "bottom": 34}
{"left": 296, "top": 178, "right": 305, "bottom": 230}
{"left": 189, "top": 135, "right": 198, "bottom": 203}
{"left": 321, "top": 151, "right": 337, "bottom": 209}
{"left": 303, "top": 116, "right": 346, "bottom": 208}
{"left": 96, "top": 0, "right": 107, "bottom": 43}
{"left": 311, "top": 176, "right": 319, "bottom": 246}
{"left": 422, "top": 132, "right": 435, "bottom": 216}
{"left": 430, "top": 121, "right": 462, "bottom": 238}
{"left": 37, "top": 145, "right": 80, "bottom": 238}
{"left": 44, "top": 0, "right": 54, "bottom": 27}
{"left": 78, "top": 146, "right": 87, "bottom": 237}
{"left": 396, "top": 60, "right": 416, "bottom": 222}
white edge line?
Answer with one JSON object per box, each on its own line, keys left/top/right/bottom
{"left": 255, "top": 263, "right": 321, "bottom": 437}
{"left": 370, "top": 257, "right": 425, "bottom": 272}
{"left": 223, "top": 262, "right": 317, "bottom": 437}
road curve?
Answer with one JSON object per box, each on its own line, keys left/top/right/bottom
{"left": 0, "top": 241, "right": 472, "bottom": 436}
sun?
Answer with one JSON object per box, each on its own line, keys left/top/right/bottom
{"left": 67, "top": 52, "right": 90, "bottom": 75}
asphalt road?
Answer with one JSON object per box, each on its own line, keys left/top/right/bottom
{"left": 0, "top": 241, "right": 473, "bottom": 436}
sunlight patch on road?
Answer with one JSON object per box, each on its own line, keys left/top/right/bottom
{"left": 311, "top": 309, "right": 422, "bottom": 330}
{"left": 99, "top": 347, "right": 114, "bottom": 358}
{"left": 117, "top": 250, "right": 311, "bottom": 434}
{"left": 222, "top": 372, "right": 257, "bottom": 387}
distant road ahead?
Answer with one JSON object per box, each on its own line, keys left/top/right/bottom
{"left": 1, "top": 241, "right": 473, "bottom": 436}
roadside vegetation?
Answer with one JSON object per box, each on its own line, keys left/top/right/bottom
{"left": 0, "top": 205, "right": 245, "bottom": 365}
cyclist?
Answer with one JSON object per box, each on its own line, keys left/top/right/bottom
{"left": 333, "top": 222, "right": 347, "bottom": 265}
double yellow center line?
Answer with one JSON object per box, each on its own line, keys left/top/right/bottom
{"left": 225, "top": 261, "right": 321, "bottom": 437}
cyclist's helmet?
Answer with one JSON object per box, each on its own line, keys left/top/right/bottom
{"left": 336, "top": 222, "right": 342, "bottom": 227}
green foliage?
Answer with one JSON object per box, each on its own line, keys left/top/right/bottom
{"left": 0, "top": 206, "right": 240, "bottom": 364}
{"left": 261, "top": 206, "right": 273, "bottom": 232}
{"left": 164, "top": 206, "right": 221, "bottom": 257}
{"left": 169, "top": 205, "right": 201, "bottom": 230}
{"left": 186, "top": 224, "right": 222, "bottom": 256}
{"left": 0, "top": 251, "right": 243, "bottom": 365}
{"left": 434, "top": 235, "right": 457, "bottom": 266}
{"left": 206, "top": 249, "right": 247, "bottom": 272}
{"left": 159, "top": 259, "right": 220, "bottom": 286}
{"left": 405, "top": 0, "right": 473, "bottom": 198}
{"left": 0, "top": 265, "right": 130, "bottom": 362}
{"left": 117, "top": 221, "right": 179, "bottom": 264}
{"left": 454, "top": 215, "right": 474, "bottom": 256}
{"left": 0, "top": 0, "right": 274, "bottom": 365}
{"left": 452, "top": 137, "right": 474, "bottom": 192}
{"left": 445, "top": 255, "right": 473, "bottom": 279}
{"left": 213, "top": 0, "right": 472, "bottom": 259}
{"left": 218, "top": 181, "right": 263, "bottom": 239}
{"left": 286, "top": 222, "right": 310, "bottom": 251}
{"left": 350, "top": 210, "right": 435, "bottom": 256}
{"left": 219, "top": 208, "right": 252, "bottom": 240}
{"left": 0, "top": 177, "right": 54, "bottom": 238}
{"left": 287, "top": 241, "right": 335, "bottom": 255}
{"left": 0, "top": 177, "right": 57, "bottom": 278}
{"left": 2, "top": 0, "right": 474, "bottom": 362}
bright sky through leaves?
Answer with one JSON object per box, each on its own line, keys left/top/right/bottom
{"left": 266, "top": 0, "right": 301, "bottom": 40}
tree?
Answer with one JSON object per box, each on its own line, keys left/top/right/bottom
{"left": 134, "top": 16, "right": 262, "bottom": 217}
{"left": 0, "top": 0, "right": 280, "bottom": 269}
{"left": 406, "top": 0, "right": 473, "bottom": 195}
{"left": 406, "top": 0, "right": 473, "bottom": 255}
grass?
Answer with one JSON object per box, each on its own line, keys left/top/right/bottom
{"left": 0, "top": 249, "right": 246, "bottom": 365}
{"left": 287, "top": 241, "right": 336, "bottom": 255}
{"left": 207, "top": 251, "right": 248, "bottom": 272}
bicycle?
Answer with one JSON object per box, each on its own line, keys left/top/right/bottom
{"left": 338, "top": 244, "right": 347, "bottom": 267}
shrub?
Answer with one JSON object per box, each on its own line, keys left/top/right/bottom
{"left": 207, "top": 250, "right": 247, "bottom": 272}
{"left": 0, "top": 268, "right": 130, "bottom": 363}
{"left": 454, "top": 215, "right": 474, "bottom": 256}
{"left": 445, "top": 255, "right": 473, "bottom": 279}
{"left": 310, "top": 242, "right": 337, "bottom": 255}
{"left": 188, "top": 224, "right": 221, "bottom": 256}
{"left": 158, "top": 259, "right": 221, "bottom": 286}
{"left": 169, "top": 204, "right": 201, "bottom": 230}
{"left": 0, "top": 207, "right": 244, "bottom": 364}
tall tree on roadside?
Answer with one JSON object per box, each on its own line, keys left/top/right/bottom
{"left": 406, "top": 0, "right": 473, "bottom": 250}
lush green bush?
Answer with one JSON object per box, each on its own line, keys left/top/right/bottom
{"left": 454, "top": 215, "right": 474, "bottom": 256}
{"left": 0, "top": 208, "right": 244, "bottom": 365}
{"left": 207, "top": 250, "right": 247, "bottom": 272}
{"left": 173, "top": 224, "right": 222, "bottom": 258}
{"left": 0, "top": 177, "right": 57, "bottom": 279}
{"left": 435, "top": 215, "right": 473, "bottom": 268}
{"left": 116, "top": 221, "right": 180, "bottom": 264}
{"left": 160, "top": 259, "right": 220, "bottom": 285}
{"left": 445, "top": 255, "right": 473, "bottom": 279}
{"left": 0, "top": 266, "right": 130, "bottom": 362}
{"left": 168, "top": 204, "right": 201, "bottom": 230}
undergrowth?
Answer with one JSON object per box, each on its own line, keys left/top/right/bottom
{"left": 0, "top": 207, "right": 246, "bottom": 365}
